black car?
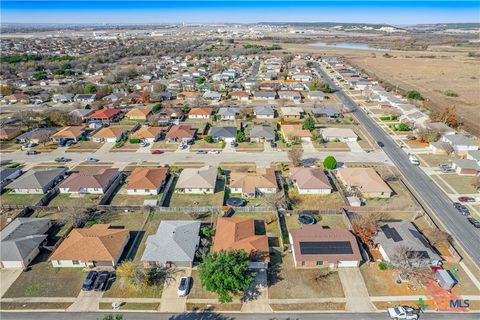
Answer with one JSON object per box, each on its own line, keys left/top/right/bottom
{"left": 82, "top": 271, "right": 97, "bottom": 291}
{"left": 226, "top": 197, "right": 246, "bottom": 207}
{"left": 453, "top": 202, "right": 469, "bottom": 216}
{"left": 93, "top": 271, "right": 110, "bottom": 291}
{"left": 377, "top": 141, "right": 384, "bottom": 147}
{"left": 467, "top": 217, "right": 480, "bottom": 228}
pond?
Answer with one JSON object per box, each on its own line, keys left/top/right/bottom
{"left": 309, "top": 42, "right": 389, "bottom": 51}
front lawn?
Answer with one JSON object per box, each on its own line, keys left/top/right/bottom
{"left": 189, "top": 140, "right": 223, "bottom": 150}
{"left": 151, "top": 140, "right": 179, "bottom": 151}
{"left": 236, "top": 142, "right": 264, "bottom": 152}
{"left": 48, "top": 193, "right": 102, "bottom": 207}
{"left": 65, "top": 141, "right": 102, "bottom": 153}
{"left": 102, "top": 281, "right": 163, "bottom": 299}
{"left": 0, "top": 140, "right": 21, "bottom": 152}
{"left": 99, "top": 302, "right": 160, "bottom": 310}
{"left": 0, "top": 302, "right": 72, "bottom": 310}
{"left": 110, "top": 141, "right": 141, "bottom": 152}
{"left": 416, "top": 154, "right": 457, "bottom": 167}
{"left": 313, "top": 141, "right": 350, "bottom": 151}
{"left": 363, "top": 180, "right": 417, "bottom": 210}
{"left": 3, "top": 255, "right": 86, "bottom": 298}
{"left": 0, "top": 191, "right": 44, "bottom": 206}
{"left": 439, "top": 174, "right": 479, "bottom": 194}
{"left": 268, "top": 251, "right": 344, "bottom": 299}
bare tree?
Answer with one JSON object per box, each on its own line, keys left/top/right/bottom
{"left": 351, "top": 213, "right": 382, "bottom": 248}
{"left": 392, "top": 245, "right": 434, "bottom": 287}
{"left": 426, "top": 229, "right": 451, "bottom": 247}
{"left": 14, "top": 110, "right": 37, "bottom": 128}
{"left": 57, "top": 208, "right": 93, "bottom": 227}
{"left": 287, "top": 148, "right": 303, "bottom": 167}
{"left": 31, "top": 130, "right": 52, "bottom": 146}
{"left": 260, "top": 192, "right": 288, "bottom": 210}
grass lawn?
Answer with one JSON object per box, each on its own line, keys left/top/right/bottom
{"left": 189, "top": 140, "right": 223, "bottom": 150}
{"left": 48, "top": 193, "right": 101, "bottom": 207}
{"left": 186, "top": 303, "right": 243, "bottom": 312}
{"left": 99, "top": 302, "right": 160, "bottom": 310}
{"left": 151, "top": 140, "right": 179, "bottom": 151}
{"left": 363, "top": 180, "right": 416, "bottom": 210}
{"left": 33, "top": 142, "right": 58, "bottom": 153}
{"left": 270, "top": 302, "right": 346, "bottom": 311}
{"left": 236, "top": 142, "right": 264, "bottom": 152}
{"left": 268, "top": 251, "right": 344, "bottom": 299}
{"left": 283, "top": 213, "right": 346, "bottom": 231}
{"left": 443, "top": 262, "right": 480, "bottom": 296}
{"left": 417, "top": 154, "right": 457, "bottom": 167}
{"left": 0, "top": 140, "right": 21, "bottom": 152}
{"left": 0, "top": 302, "right": 72, "bottom": 310}
{"left": 430, "top": 175, "right": 454, "bottom": 193}
{"left": 65, "top": 141, "right": 102, "bottom": 153}
{"left": 277, "top": 141, "right": 303, "bottom": 151}
{"left": 3, "top": 256, "right": 86, "bottom": 298}
{"left": 0, "top": 208, "right": 23, "bottom": 230}
{"left": 0, "top": 191, "right": 44, "bottom": 206}
{"left": 169, "top": 179, "right": 225, "bottom": 207}
{"left": 372, "top": 301, "right": 420, "bottom": 310}
{"left": 111, "top": 141, "right": 141, "bottom": 152}
{"left": 288, "top": 189, "right": 345, "bottom": 210}
{"left": 359, "top": 264, "right": 428, "bottom": 296}
{"left": 230, "top": 193, "right": 269, "bottom": 208}
{"left": 109, "top": 182, "right": 161, "bottom": 206}
{"left": 439, "top": 174, "right": 479, "bottom": 194}
{"left": 404, "top": 140, "right": 429, "bottom": 149}
{"left": 313, "top": 141, "right": 350, "bottom": 151}
{"left": 102, "top": 281, "right": 163, "bottom": 299}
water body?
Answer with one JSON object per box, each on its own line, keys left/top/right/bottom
{"left": 309, "top": 42, "right": 389, "bottom": 51}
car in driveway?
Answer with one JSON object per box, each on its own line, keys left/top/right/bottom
{"left": 85, "top": 157, "right": 99, "bottom": 162}
{"left": 151, "top": 150, "right": 163, "bottom": 154}
{"left": 82, "top": 271, "right": 97, "bottom": 291}
{"left": 54, "top": 157, "right": 71, "bottom": 163}
{"left": 177, "top": 276, "right": 191, "bottom": 297}
{"left": 467, "top": 217, "right": 480, "bottom": 228}
{"left": 458, "top": 196, "right": 475, "bottom": 203}
{"left": 93, "top": 271, "right": 110, "bottom": 291}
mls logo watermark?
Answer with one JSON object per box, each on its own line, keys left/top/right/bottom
{"left": 449, "top": 299, "right": 470, "bottom": 309}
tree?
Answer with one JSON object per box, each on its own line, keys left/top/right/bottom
{"left": 31, "top": 130, "right": 52, "bottom": 146}
{"left": 83, "top": 84, "right": 97, "bottom": 94}
{"left": 198, "top": 250, "right": 254, "bottom": 303}
{"left": 99, "top": 315, "right": 124, "bottom": 320}
{"left": 0, "top": 85, "right": 14, "bottom": 95}
{"left": 426, "top": 229, "right": 451, "bottom": 247}
{"left": 153, "top": 82, "right": 166, "bottom": 92}
{"left": 430, "top": 106, "right": 458, "bottom": 128}
{"left": 351, "top": 213, "right": 382, "bottom": 248}
{"left": 181, "top": 104, "right": 191, "bottom": 113}
{"left": 58, "top": 208, "right": 93, "bottom": 227}
{"left": 14, "top": 110, "right": 37, "bottom": 128}
{"left": 323, "top": 156, "right": 337, "bottom": 170}
{"left": 287, "top": 148, "right": 303, "bottom": 167}
{"left": 392, "top": 245, "right": 434, "bottom": 287}
{"left": 302, "top": 116, "right": 315, "bottom": 132}
{"left": 236, "top": 131, "right": 245, "bottom": 143}
{"left": 117, "top": 261, "right": 172, "bottom": 292}
{"left": 204, "top": 135, "right": 213, "bottom": 143}
{"left": 406, "top": 90, "right": 423, "bottom": 100}
{"left": 260, "top": 192, "right": 289, "bottom": 210}
{"left": 308, "top": 79, "right": 322, "bottom": 91}
{"left": 151, "top": 103, "right": 161, "bottom": 113}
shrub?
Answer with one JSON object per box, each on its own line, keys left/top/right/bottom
{"left": 204, "top": 135, "right": 213, "bottom": 143}
{"left": 323, "top": 156, "right": 337, "bottom": 169}
{"left": 379, "top": 262, "right": 389, "bottom": 270}
{"left": 406, "top": 90, "right": 423, "bottom": 100}
{"left": 444, "top": 90, "right": 459, "bottom": 97}
{"left": 129, "top": 138, "right": 142, "bottom": 144}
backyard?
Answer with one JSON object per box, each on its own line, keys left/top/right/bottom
{"left": 168, "top": 178, "right": 225, "bottom": 207}
{"left": 288, "top": 188, "right": 345, "bottom": 210}
{"left": 48, "top": 193, "right": 102, "bottom": 208}
{"left": 0, "top": 191, "right": 44, "bottom": 206}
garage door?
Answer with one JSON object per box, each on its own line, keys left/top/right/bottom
{"left": 1, "top": 261, "right": 23, "bottom": 268}
{"left": 338, "top": 260, "right": 359, "bottom": 268}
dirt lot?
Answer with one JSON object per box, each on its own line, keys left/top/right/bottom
{"left": 288, "top": 188, "right": 346, "bottom": 210}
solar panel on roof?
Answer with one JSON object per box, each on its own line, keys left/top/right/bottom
{"left": 381, "top": 225, "right": 403, "bottom": 242}
{"left": 299, "top": 241, "right": 353, "bottom": 255}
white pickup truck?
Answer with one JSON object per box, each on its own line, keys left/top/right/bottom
{"left": 388, "top": 306, "right": 420, "bottom": 320}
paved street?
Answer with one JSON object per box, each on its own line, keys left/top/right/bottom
{"left": 1, "top": 311, "right": 479, "bottom": 320}
{"left": 316, "top": 63, "right": 480, "bottom": 268}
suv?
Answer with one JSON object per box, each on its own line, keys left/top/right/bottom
{"left": 82, "top": 271, "right": 97, "bottom": 291}
{"left": 26, "top": 150, "right": 39, "bottom": 155}
{"left": 177, "top": 276, "right": 191, "bottom": 297}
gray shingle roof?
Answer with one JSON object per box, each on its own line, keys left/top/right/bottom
{"left": 444, "top": 134, "right": 477, "bottom": 147}
{"left": 0, "top": 168, "right": 21, "bottom": 182}
{"left": 1, "top": 218, "right": 50, "bottom": 261}
{"left": 6, "top": 168, "right": 66, "bottom": 190}
{"left": 211, "top": 126, "right": 237, "bottom": 139}
{"left": 254, "top": 105, "right": 275, "bottom": 116}
{"left": 313, "top": 105, "right": 341, "bottom": 117}
{"left": 141, "top": 220, "right": 200, "bottom": 263}
{"left": 250, "top": 125, "right": 275, "bottom": 140}
{"left": 218, "top": 107, "right": 240, "bottom": 117}
{"left": 16, "top": 127, "right": 57, "bottom": 141}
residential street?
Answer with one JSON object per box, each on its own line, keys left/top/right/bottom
{"left": 316, "top": 63, "right": 480, "bottom": 268}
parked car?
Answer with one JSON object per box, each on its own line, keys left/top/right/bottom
{"left": 151, "top": 150, "right": 163, "bottom": 154}
{"left": 408, "top": 155, "right": 420, "bottom": 166}
{"left": 93, "top": 271, "right": 110, "bottom": 291}
{"left": 377, "top": 141, "right": 384, "bottom": 147}
{"left": 54, "top": 157, "right": 71, "bottom": 163}
{"left": 177, "top": 276, "right": 191, "bottom": 297}
{"left": 387, "top": 306, "right": 419, "bottom": 320}
{"left": 458, "top": 196, "right": 475, "bottom": 203}
{"left": 453, "top": 202, "right": 470, "bottom": 216}
{"left": 467, "top": 217, "right": 480, "bottom": 228}
{"left": 82, "top": 271, "right": 97, "bottom": 291}
{"left": 196, "top": 150, "right": 207, "bottom": 154}
{"left": 208, "top": 150, "right": 220, "bottom": 154}
{"left": 230, "top": 141, "right": 237, "bottom": 147}
{"left": 85, "top": 157, "right": 99, "bottom": 162}
{"left": 26, "top": 150, "right": 39, "bottom": 155}
{"left": 21, "top": 142, "right": 37, "bottom": 150}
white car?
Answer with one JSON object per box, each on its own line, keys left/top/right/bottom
{"left": 408, "top": 155, "right": 420, "bottom": 166}
{"left": 388, "top": 306, "right": 419, "bottom": 320}
{"left": 177, "top": 276, "right": 191, "bottom": 297}
{"left": 208, "top": 150, "right": 220, "bottom": 154}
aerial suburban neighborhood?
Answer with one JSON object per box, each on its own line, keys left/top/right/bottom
{"left": 0, "top": 1, "right": 479, "bottom": 320}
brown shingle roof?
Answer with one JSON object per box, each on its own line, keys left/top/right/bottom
{"left": 337, "top": 168, "right": 391, "bottom": 194}
{"left": 125, "top": 167, "right": 168, "bottom": 190}
{"left": 92, "top": 127, "right": 127, "bottom": 139}
{"left": 213, "top": 217, "right": 269, "bottom": 262}
{"left": 165, "top": 125, "right": 196, "bottom": 139}
{"left": 49, "top": 224, "right": 129, "bottom": 262}
{"left": 230, "top": 168, "right": 277, "bottom": 194}
{"left": 189, "top": 107, "right": 213, "bottom": 116}
{"left": 126, "top": 107, "right": 152, "bottom": 119}
{"left": 131, "top": 126, "right": 163, "bottom": 139}
{"left": 51, "top": 126, "right": 85, "bottom": 139}
{"left": 289, "top": 167, "right": 332, "bottom": 190}
{"left": 58, "top": 168, "right": 118, "bottom": 192}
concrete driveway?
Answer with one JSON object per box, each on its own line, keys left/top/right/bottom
{"left": 241, "top": 269, "right": 272, "bottom": 313}
{"left": 338, "top": 268, "right": 375, "bottom": 312}
{"left": 0, "top": 268, "right": 23, "bottom": 297}
{"left": 67, "top": 290, "right": 103, "bottom": 311}
{"left": 346, "top": 141, "right": 365, "bottom": 153}
{"left": 301, "top": 140, "right": 316, "bottom": 153}
{"left": 159, "top": 268, "right": 189, "bottom": 312}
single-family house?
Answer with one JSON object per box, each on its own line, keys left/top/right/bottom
{"left": 253, "top": 91, "right": 277, "bottom": 101}
{"left": 158, "top": 107, "right": 184, "bottom": 124}
{"left": 50, "top": 126, "right": 86, "bottom": 143}
{"left": 203, "top": 91, "right": 222, "bottom": 101}
{"left": 441, "top": 134, "right": 479, "bottom": 155}
{"left": 2, "top": 93, "right": 30, "bottom": 104}
{"left": 249, "top": 125, "right": 276, "bottom": 142}
{"left": 308, "top": 91, "right": 325, "bottom": 101}
{"left": 230, "top": 168, "right": 278, "bottom": 197}
{"left": 131, "top": 126, "right": 163, "bottom": 143}
{"left": 74, "top": 94, "right": 96, "bottom": 103}
{"left": 69, "top": 109, "right": 94, "bottom": 122}
{"left": 175, "top": 165, "right": 217, "bottom": 194}
{"left": 321, "top": 128, "right": 358, "bottom": 142}
{"left": 312, "top": 105, "right": 342, "bottom": 118}
{"left": 92, "top": 127, "right": 127, "bottom": 143}
{"left": 0, "top": 128, "right": 22, "bottom": 141}
{"left": 467, "top": 150, "right": 480, "bottom": 165}
{"left": 281, "top": 124, "right": 312, "bottom": 142}
{"left": 86, "top": 109, "right": 123, "bottom": 124}
{"left": 213, "top": 217, "right": 269, "bottom": 268}
{"left": 125, "top": 167, "right": 169, "bottom": 195}
{"left": 125, "top": 107, "right": 152, "bottom": 120}
{"left": 16, "top": 127, "right": 58, "bottom": 144}
{"left": 218, "top": 106, "right": 240, "bottom": 120}
{"left": 58, "top": 168, "right": 119, "bottom": 194}
{"left": 177, "top": 91, "right": 199, "bottom": 101}
{"left": 374, "top": 221, "right": 441, "bottom": 266}
{"left": 289, "top": 167, "right": 332, "bottom": 194}
{"left": 1, "top": 218, "right": 51, "bottom": 268}
{"left": 278, "top": 90, "right": 302, "bottom": 102}
{"left": 254, "top": 105, "right": 275, "bottom": 119}
{"left": 289, "top": 226, "right": 362, "bottom": 268}
{"left": 210, "top": 126, "right": 237, "bottom": 143}
{"left": 281, "top": 107, "right": 305, "bottom": 120}
{"left": 336, "top": 168, "right": 392, "bottom": 198}
{"left": 230, "top": 91, "right": 250, "bottom": 101}
{"left": 52, "top": 93, "right": 75, "bottom": 103}
{"left": 165, "top": 125, "right": 196, "bottom": 143}
{"left": 141, "top": 220, "right": 200, "bottom": 268}
{"left": 6, "top": 168, "right": 66, "bottom": 194}
{"left": 451, "top": 159, "right": 480, "bottom": 175}
{"left": 0, "top": 167, "right": 22, "bottom": 191}
{"left": 188, "top": 107, "right": 213, "bottom": 119}
{"left": 50, "top": 224, "right": 129, "bottom": 268}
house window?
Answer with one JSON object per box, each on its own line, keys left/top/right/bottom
{"left": 145, "top": 189, "right": 149, "bottom": 192}
{"left": 72, "top": 260, "right": 80, "bottom": 265}
{"left": 316, "top": 261, "right": 323, "bottom": 266}
{"left": 301, "top": 261, "right": 305, "bottom": 266}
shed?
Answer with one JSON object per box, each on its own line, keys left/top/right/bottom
{"left": 435, "top": 269, "right": 457, "bottom": 290}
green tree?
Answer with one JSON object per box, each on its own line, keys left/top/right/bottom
{"left": 323, "top": 156, "right": 337, "bottom": 169}
{"left": 319, "top": 82, "right": 332, "bottom": 93}
{"left": 83, "top": 84, "right": 97, "bottom": 94}
{"left": 33, "top": 70, "right": 47, "bottom": 80}
{"left": 182, "top": 104, "right": 191, "bottom": 113}
{"left": 308, "top": 79, "right": 321, "bottom": 91}
{"left": 204, "top": 135, "right": 213, "bottom": 143}
{"left": 236, "top": 131, "right": 245, "bottom": 143}
{"left": 306, "top": 61, "right": 314, "bottom": 68}
{"left": 152, "top": 103, "right": 161, "bottom": 113}
{"left": 198, "top": 250, "right": 254, "bottom": 303}
{"left": 406, "top": 90, "right": 423, "bottom": 100}
{"left": 302, "top": 116, "right": 315, "bottom": 131}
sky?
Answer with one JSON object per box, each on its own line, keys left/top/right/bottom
{"left": 1, "top": 1, "right": 479, "bottom": 25}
